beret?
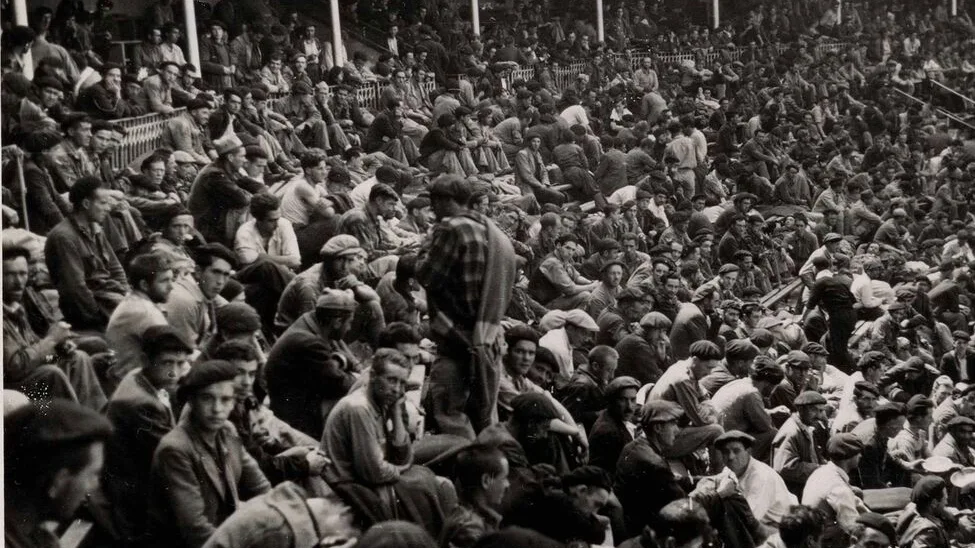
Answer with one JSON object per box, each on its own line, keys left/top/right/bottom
{"left": 720, "top": 299, "right": 742, "bottom": 311}
{"left": 895, "top": 286, "right": 917, "bottom": 298}
{"left": 690, "top": 340, "right": 723, "bottom": 360}
{"left": 785, "top": 350, "right": 812, "bottom": 368}
{"left": 315, "top": 289, "right": 357, "bottom": 313}
{"left": 954, "top": 330, "right": 972, "bottom": 341}
{"left": 640, "top": 400, "right": 683, "bottom": 425}
{"left": 562, "top": 465, "right": 612, "bottom": 491}
{"left": 5, "top": 400, "right": 113, "bottom": 454}
{"left": 215, "top": 302, "right": 262, "bottom": 334}
{"left": 725, "top": 339, "right": 759, "bottom": 361}
{"left": 635, "top": 189, "right": 653, "bottom": 200}
{"left": 600, "top": 260, "right": 625, "bottom": 273}
{"left": 801, "top": 342, "right": 828, "bottom": 356}
{"left": 604, "top": 376, "right": 641, "bottom": 400}
{"left": 639, "top": 311, "right": 672, "bottom": 329}
{"left": 858, "top": 351, "right": 887, "bottom": 369}
{"left": 912, "top": 475, "right": 946, "bottom": 503}
{"left": 533, "top": 346, "right": 559, "bottom": 371}
{"left": 596, "top": 238, "right": 621, "bottom": 253}
{"left": 186, "top": 98, "right": 211, "bottom": 111}
{"left": 250, "top": 88, "right": 267, "bottom": 101}
{"left": 823, "top": 232, "right": 843, "bottom": 243}
{"left": 293, "top": 81, "right": 313, "bottom": 95}
{"left": 749, "top": 328, "right": 774, "bottom": 347}
{"left": 906, "top": 394, "right": 934, "bottom": 415}
{"left": 320, "top": 235, "right": 364, "bottom": 258}
{"left": 207, "top": 19, "right": 227, "bottom": 30}
{"left": 733, "top": 250, "right": 753, "bottom": 261}
{"left": 947, "top": 416, "right": 975, "bottom": 430}
{"left": 752, "top": 357, "right": 784, "bottom": 382}
{"left": 718, "top": 263, "right": 740, "bottom": 275}
{"left": 794, "top": 390, "right": 827, "bottom": 406}
{"left": 732, "top": 192, "right": 758, "bottom": 203}
{"left": 747, "top": 212, "right": 764, "bottom": 223}
{"left": 511, "top": 392, "right": 558, "bottom": 423}
{"left": 650, "top": 244, "right": 672, "bottom": 256}
{"left": 617, "top": 287, "right": 647, "bottom": 303}
{"left": 406, "top": 196, "right": 430, "bottom": 210}
{"left": 23, "top": 129, "right": 62, "bottom": 154}
{"left": 853, "top": 381, "right": 880, "bottom": 398}
{"left": 856, "top": 513, "right": 896, "bottom": 542}
{"left": 34, "top": 76, "right": 64, "bottom": 92}
{"left": 621, "top": 200, "right": 636, "bottom": 210}
{"left": 874, "top": 402, "right": 906, "bottom": 424}
{"left": 178, "top": 359, "right": 237, "bottom": 398}
{"left": 142, "top": 324, "right": 192, "bottom": 355}
{"left": 369, "top": 182, "right": 399, "bottom": 202}
{"left": 715, "top": 430, "right": 755, "bottom": 448}
{"left": 827, "top": 432, "right": 865, "bottom": 460}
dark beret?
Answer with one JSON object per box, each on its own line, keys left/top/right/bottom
{"left": 725, "top": 339, "right": 759, "bottom": 361}
{"left": 906, "top": 395, "right": 934, "bottom": 416}
{"left": 604, "top": 376, "right": 641, "bottom": 400}
{"left": 177, "top": 359, "right": 238, "bottom": 399}
{"left": 853, "top": 381, "right": 880, "bottom": 398}
{"left": 215, "top": 302, "right": 262, "bottom": 334}
{"left": 948, "top": 416, "right": 975, "bottom": 430}
{"left": 186, "top": 98, "right": 211, "bottom": 111}
{"left": 752, "top": 357, "right": 784, "bottom": 383}
{"left": 954, "top": 330, "right": 972, "bottom": 341}
{"left": 856, "top": 513, "right": 896, "bottom": 542}
{"left": 749, "top": 328, "right": 774, "bottom": 347}
{"left": 718, "top": 263, "right": 740, "bottom": 275}
{"left": 801, "top": 342, "right": 829, "bottom": 356}
{"left": 596, "top": 238, "right": 620, "bottom": 253}
{"left": 250, "top": 88, "right": 267, "bottom": 101}
{"left": 142, "top": 324, "right": 192, "bottom": 355}
{"left": 5, "top": 400, "right": 112, "bottom": 452}
{"left": 794, "top": 390, "right": 827, "bottom": 406}
{"left": 617, "top": 287, "right": 647, "bottom": 303}
{"left": 827, "top": 432, "right": 864, "bottom": 460}
{"left": 874, "top": 402, "right": 906, "bottom": 424}
{"left": 23, "top": 129, "right": 62, "bottom": 154}
{"left": 689, "top": 340, "right": 723, "bottom": 360}
{"left": 34, "top": 76, "right": 63, "bottom": 92}
{"left": 511, "top": 392, "right": 558, "bottom": 424}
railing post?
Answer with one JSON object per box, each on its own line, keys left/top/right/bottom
{"left": 331, "top": 0, "right": 344, "bottom": 67}
{"left": 596, "top": 0, "right": 604, "bottom": 43}
{"left": 471, "top": 0, "right": 480, "bottom": 37}
{"left": 182, "top": 0, "right": 200, "bottom": 74}
{"left": 12, "top": 0, "right": 32, "bottom": 79}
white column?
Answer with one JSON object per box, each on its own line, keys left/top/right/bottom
{"left": 471, "top": 0, "right": 480, "bottom": 37}
{"left": 713, "top": 0, "right": 720, "bottom": 28}
{"left": 182, "top": 0, "right": 200, "bottom": 74}
{"left": 952, "top": 0, "right": 958, "bottom": 17}
{"left": 12, "top": 0, "right": 32, "bottom": 80}
{"left": 836, "top": 0, "right": 842, "bottom": 24}
{"left": 596, "top": 0, "right": 604, "bottom": 43}
{"left": 331, "top": 0, "right": 344, "bottom": 67}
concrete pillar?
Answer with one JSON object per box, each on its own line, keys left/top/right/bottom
{"left": 952, "top": 0, "right": 958, "bottom": 17}
{"left": 471, "top": 0, "right": 480, "bottom": 37}
{"left": 182, "top": 0, "right": 201, "bottom": 74}
{"left": 836, "top": 0, "right": 842, "bottom": 25}
{"left": 12, "top": 0, "right": 32, "bottom": 79}
{"left": 596, "top": 0, "right": 604, "bottom": 43}
{"left": 713, "top": 0, "right": 720, "bottom": 29}
{"left": 331, "top": 0, "right": 344, "bottom": 67}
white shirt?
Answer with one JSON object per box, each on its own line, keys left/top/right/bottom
{"left": 560, "top": 104, "right": 590, "bottom": 129}
{"left": 539, "top": 327, "right": 574, "bottom": 379}
{"left": 234, "top": 218, "right": 300, "bottom": 266}
{"left": 850, "top": 274, "right": 894, "bottom": 309}
{"left": 349, "top": 176, "right": 379, "bottom": 210}
{"left": 731, "top": 458, "right": 796, "bottom": 526}
{"left": 800, "top": 462, "right": 868, "bottom": 534}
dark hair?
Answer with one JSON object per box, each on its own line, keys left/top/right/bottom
{"left": 128, "top": 252, "right": 172, "bottom": 289}
{"left": 376, "top": 322, "right": 422, "bottom": 348}
{"left": 299, "top": 150, "right": 327, "bottom": 169}
{"left": 505, "top": 324, "right": 540, "bottom": 346}
{"left": 249, "top": 192, "right": 281, "bottom": 221}
{"left": 779, "top": 506, "right": 825, "bottom": 548}
{"left": 651, "top": 499, "right": 711, "bottom": 547}
{"left": 370, "top": 347, "right": 410, "bottom": 377}
{"left": 245, "top": 146, "right": 268, "bottom": 161}
{"left": 2, "top": 245, "right": 32, "bottom": 264}
{"left": 141, "top": 154, "right": 167, "bottom": 171}
{"left": 212, "top": 339, "right": 260, "bottom": 362}
{"left": 453, "top": 444, "right": 507, "bottom": 494}
{"left": 356, "top": 521, "right": 436, "bottom": 548}
{"left": 68, "top": 176, "right": 104, "bottom": 208}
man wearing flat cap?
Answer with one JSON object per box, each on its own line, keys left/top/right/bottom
{"left": 585, "top": 258, "right": 625, "bottom": 319}
{"left": 199, "top": 19, "right": 235, "bottom": 89}
{"left": 932, "top": 383, "right": 975, "bottom": 446}
{"left": 773, "top": 390, "right": 827, "bottom": 494}
{"left": 933, "top": 415, "right": 975, "bottom": 467}
{"left": 588, "top": 375, "right": 641, "bottom": 473}
{"left": 6, "top": 401, "right": 113, "bottom": 548}
{"left": 889, "top": 394, "right": 934, "bottom": 474}
{"left": 801, "top": 432, "right": 868, "bottom": 548}
{"left": 806, "top": 253, "right": 857, "bottom": 368}
{"left": 265, "top": 290, "right": 359, "bottom": 438}
{"left": 670, "top": 284, "right": 720, "bottom": 360}
{"left": 615, "top": 400, "right": 689, "bottom": 537}
{"left": 711, "top": 355, "right": 784, "bottom": 461}
{"left": 701, "top": 337, "right": 759, "bottom": 395}
{"left": 769, "top": 350, "right": 814, "bottom": 413}
{"left": 851, "top": 402, "right": 907, "bottom": 489}
{"left": 147, "top": 360, "right": 270, "bottom": 548}
{"left": 832, "top": 381, "right": 879, "bottom": 435}
{"left": 615, "top": 311, "right": 672, "bottom": 385}
{"left": 186, "top": 135, "right": 264, "bottom": 246}
{"left": 941, "top": 330, "right": 975, "bottom": 383}
{"left": 705, "top": 430, "right": 794, "bottom": 527}
{"left": 648, "top": 340, "right": 725, "bottom": 460}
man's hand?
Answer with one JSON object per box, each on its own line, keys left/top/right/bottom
{"left": 46, "top": 321, "right": 73, "bottom": 344}
{"left": 305, "top": 448, "right": 331, "bottom": 475}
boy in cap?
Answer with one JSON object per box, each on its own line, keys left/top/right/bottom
{"left": 773, "top": 390, "right": 827, "bottom": 494}
{"left": 801, "top": 433, "right": 868, "bottom": 548}
{"left": 769, "top": 350, "right": 814, "bottom": 412}
{"left": 147, "top": 360, "right": 271, "bottom": 548}
{"left": 6, "top": 401, "right": 113, "bottom": 548}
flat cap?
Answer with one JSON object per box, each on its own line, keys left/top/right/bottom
{"left": 856, "top": 513, "right": 896, "bottom": 542}
{"left": 689, "top": 340, "right": 723, "bottom": 360}
{"left": 714, "top": 430, "right": 755, "bottom": 448}
{"left": 853, "top": 381, "right": 880, "bottom": 398}
{"left": 178, "top": 359, "right": 237, "bottom": 398}
{"left": 749, "top": 328, "right": 774, "bottom": 348}
{"left": 213, "top": 133, "right": 243, "bottom": 156}
{"left": 617, "top": 287, "right": 647, "bottom": 303}
{"left": 639, "top": 311, "right": 672, "bottom": 329}
{"left": 142, "top": 324, "right": 192, "bottom": 355}
{"left": 564, "top": 309, "right": 599, "bottom": 331}
{"left": 605, "top": 376, "right": 642, "bottom": 400}
{"left": 895, "top": 286, "right": 917, "bottom": 299}
{"left": 887, "top": 302, "right": 906, "bottom": 312}
{"left": 5, "top": 400, "right": 112, "bottom": 453}
{"left": 947, "top": 416, "right": 975, "bottom": 430}
{"left": 725, "top": 339, "right": 759, "bottom": 361}
{"left": 954, "top": 330, "right": 972, "bottom": 341}
{"left": 785, "top": 350, "right": 812, "bottom": 368}
{"left": 794, "top": 390, "right": 827, "bottom": 406}
{"left": 823, "top": 232, "right": 843, "bottom": 243}
{"left": 874, "top": 402, "right": 906, "bottom": 424}
{"left": 640, "top": 400, "right": 684, "bottom": 425}
{"left": 827, "top": 432, "right": 865, "bottom": 460}
{"left": 511, "top": 392, "right": 559, "bottom": 423}
{"left": 720, "top": 299, "right": 742, "bottom": 311}
{"left": 315, "top": 290, "right": 357, "bottom": 313}
{"left": 595, "top": 238, "right": 621, "bottom": 253}
{"left": 906, "top": 394, "right": 934, "bottom": 415}
{"left": 858, "top": 351, "right": 887, "bottom": 370}
{"left": 801, "top": 342, "right": 828, "bottom": 356}
{"left": 752, "top": 356, "right": 785, "bottom": 382}
{"left": 320, "top": 235, "right": 364, "bottom": 258}
{"left": 718, "top": 263, "right": 740, "bottom": 275}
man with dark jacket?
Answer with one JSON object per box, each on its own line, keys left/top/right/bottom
{"left": 588, "top": 376, "right": 641, "bottom": 474}
{"left": 364, "top": 98, "right": 419, "bottom": 166}
{"left": 104, "top": 325, "right": 190, "bottom": 546}
{"left": 186, "top": 134, "right": 263, "bottom": 246}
